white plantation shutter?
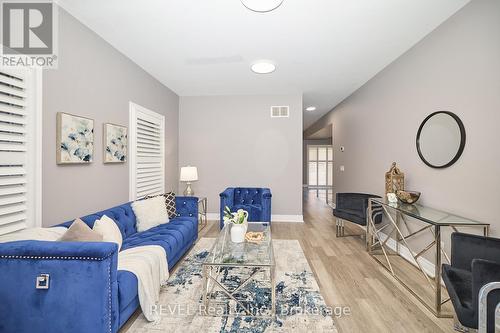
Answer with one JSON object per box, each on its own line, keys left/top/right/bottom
{"left": 0, "top": 68, "right": 39, "bottom": 235}
{"left": 129, "top": 102, "right": 165, "bottom": 200}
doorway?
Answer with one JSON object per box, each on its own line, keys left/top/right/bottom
{"left": 307, "top": 145, "right": 333, "bottom": 204}
{"left": 303, "top": 123, "right": 334, "bottom": 207}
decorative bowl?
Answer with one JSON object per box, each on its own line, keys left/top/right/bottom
{"left": 396, "top": 190, "right": 421, "bottom": 204}
{"left": 245, "top": 231, "right": 264, "bottom": 244}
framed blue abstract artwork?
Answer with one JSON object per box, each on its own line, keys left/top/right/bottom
{"left": 56, "top": 112, "right": 94, "bottom": 164}
{"left": 103, "top": 123, "right": 127, "bottom": 163}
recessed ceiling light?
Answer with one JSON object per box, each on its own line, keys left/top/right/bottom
{"left": 306, "top": 106, "right": 317, "bottom": 112}
{"left": 251, "top": 61, "right": 276, "bottom": 74}
{"left": 241, "top": 0, "right": 284, "bottom": 13}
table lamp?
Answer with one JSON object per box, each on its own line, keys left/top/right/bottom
{"left": 180, "top": 166, "right": 198, "bottom": 196}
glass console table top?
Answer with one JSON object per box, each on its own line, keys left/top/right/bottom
{"left": 371, "top": 198, "right": 489, "bottom": 226}
{"left": 203, "top": 222, "right": 274, "bottom": 267}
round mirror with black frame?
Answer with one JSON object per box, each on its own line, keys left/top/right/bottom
{"left": 416, "top": 111, "right": 466, "bottom": 169}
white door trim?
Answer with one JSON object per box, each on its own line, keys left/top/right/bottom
{"left": 33, "top": 68, "right": 43, "bottom": 227}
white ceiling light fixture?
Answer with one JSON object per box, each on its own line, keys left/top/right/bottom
{"left": 241, "top": 0, "right": 284, "bottom": 13}
{"left": 251, "top": 61, "right": 276, "bottom": 74}
{"left": 306, "top": 106, "right": 317, "bottom": 112}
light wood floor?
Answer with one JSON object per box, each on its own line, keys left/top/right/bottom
{"left": 123, "top": 191, "right": 456, "bottom": 332}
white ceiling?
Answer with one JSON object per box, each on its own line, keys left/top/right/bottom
{"left": 57, "top": 0, "right": 469, "bottom": 129}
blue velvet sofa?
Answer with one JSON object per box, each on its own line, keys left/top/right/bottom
{"left": 0, "top": 196, "right": 198, "bottom": 333}
{"left": 219, "top": 187, "right": 271, "bottom": 229}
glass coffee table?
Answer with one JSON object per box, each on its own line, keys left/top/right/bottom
{"left": 201, "top": 222, "right": 275, "bottom": 317}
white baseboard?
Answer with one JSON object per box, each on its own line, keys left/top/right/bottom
{"left": 205, "top": 213, "right": 304, "bottom": 223}
{"left": 377, "top": 231, "right": 437, "bottom": 280}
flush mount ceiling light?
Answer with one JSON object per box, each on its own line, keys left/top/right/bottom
{"left": 306, "top": 106, "right": 317, "bottom": 112}
{"left": 241, "top": 0, "right": 284, "bottom": 13}
{"left": 251, "top": 61, "right": 276, "bottom": 74}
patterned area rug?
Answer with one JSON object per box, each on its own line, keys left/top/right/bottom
{"left": 127, "top": 238, "right": 337, "bottom": 333}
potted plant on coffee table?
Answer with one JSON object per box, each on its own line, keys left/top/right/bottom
{"left": 223, "top": 206, "right": 249, "bottom": 243}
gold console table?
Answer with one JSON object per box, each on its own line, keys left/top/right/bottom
{"left": 367, "top": 198, "right": 489, "bottom": 318}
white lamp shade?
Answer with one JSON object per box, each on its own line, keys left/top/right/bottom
{"left": 180, "top": 166, "right": 198, "bottom": 182}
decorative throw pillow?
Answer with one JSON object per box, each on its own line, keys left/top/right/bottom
{"left": 145, "top": 192, "right": 177, "bottom": 219}
{"left": 58, "top": 218, "right": 103, "bottom": 242}
{"left": 164, "top": 192, "right": 177, "bottom": 218}
{"left": 93, "top": 215, "right": 123, "bottom": 251}
{"left": 131, "top": 196, "right": 169, "bottom": 232}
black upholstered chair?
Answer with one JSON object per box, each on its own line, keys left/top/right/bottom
{"left": 442, "top": 232, "right": 500, "bottom": 333}
{"left": 332, "top": 193, "right": 382, "bottom": 237}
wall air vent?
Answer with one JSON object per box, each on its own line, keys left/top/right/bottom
{"left": 270, "top": 106, "right": 289, "bottom": 118}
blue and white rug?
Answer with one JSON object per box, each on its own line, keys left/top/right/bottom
{"left": 127, "top": 238, "right": 337, "bottom": 333}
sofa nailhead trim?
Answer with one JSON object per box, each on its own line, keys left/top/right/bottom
{"left": 108, "top": 261, "right": 112, "bottom": 333}
{"left": 0, "top": 254, "right": 113, "bottom": 261}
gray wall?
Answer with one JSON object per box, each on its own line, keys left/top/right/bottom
{"left": 179, "top": 94, "right": 303, "bottom": 217}
{"left": 305, "top": 0, "right": 500, "bottom": 246}
{"left": 303, "top": 138, "right": 332, "bottom": 185}
{"left": 42, "top": 8, "right": 179, "bottom": 226}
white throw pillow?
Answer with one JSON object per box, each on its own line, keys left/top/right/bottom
{"left": 131, "top": 196, "right": 169, "bottom": 232}
{"left": 93, "top": 215, "right": 123, "bottom": 251}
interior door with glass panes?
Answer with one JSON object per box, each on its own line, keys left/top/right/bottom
{"left": 307, "top": 145, "right": 333, "bottom": 204}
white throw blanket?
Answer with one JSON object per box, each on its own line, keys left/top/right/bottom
{"left": 118, "top": 245, "right": 169, "bottom": 322}
{"left": 0, "top": 227, "right": 67, "bottom": 243}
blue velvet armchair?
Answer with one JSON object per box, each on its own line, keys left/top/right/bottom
{"left": 219, "top": 187, "right": 272, "bottom": 229}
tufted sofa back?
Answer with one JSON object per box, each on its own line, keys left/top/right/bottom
{"left": 58, "top": 196, "right": 199, "bottom": 240}
{"left": 59, "top": 202, "right": 137, "bottom": 239}
{"left": 233, "top": 188, "right": 265, "bottom": 205}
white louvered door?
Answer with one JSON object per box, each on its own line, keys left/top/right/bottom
{"left": 0, "top": 68, "right": 39, "bottom": 235}
{"left": 129, "top": 102, "right": 165, "bottom": 200}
